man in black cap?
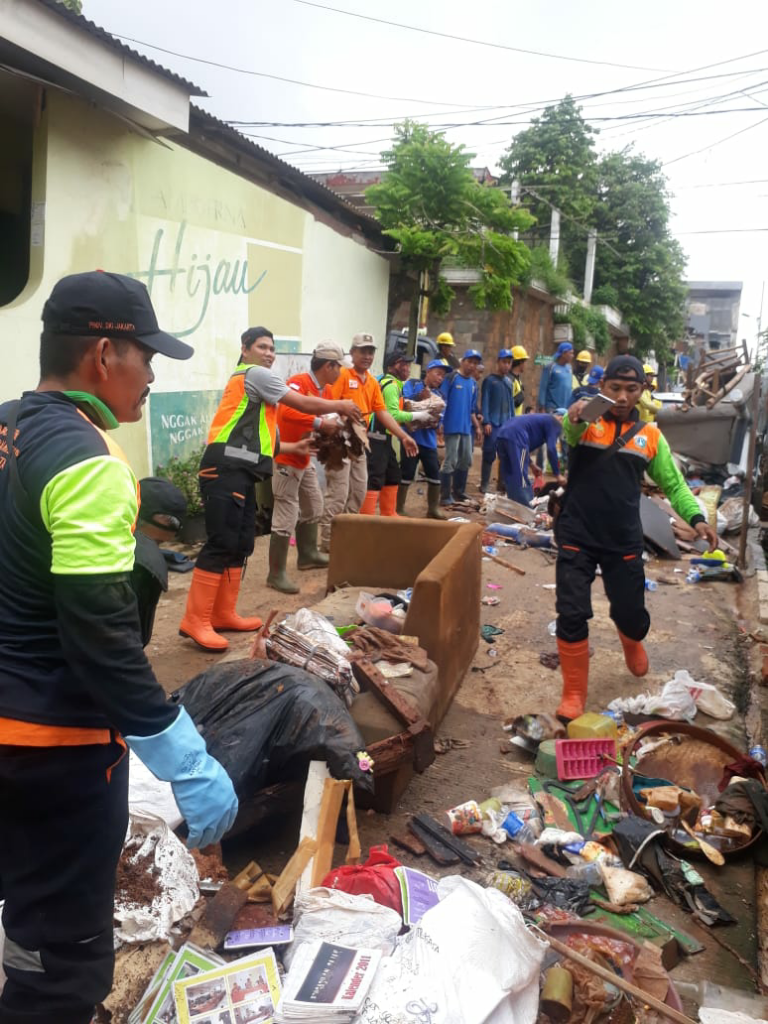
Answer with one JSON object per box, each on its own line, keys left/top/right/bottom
{"left": 554, "top": 354, "right": 717, "bottom": 722}
{"left": 0, "top": 272, "right": 239, "bottom": 1024}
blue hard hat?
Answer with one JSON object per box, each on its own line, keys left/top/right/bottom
{"left": 587, "top": 366, "right": 604, "bottom": 384}
{"left": 555, "top": 342, "right": 574, "bottom": 357}
{"left": 498, "top": 348, "right": 513, "bottom": 359}
{"left": 426, "top": 359, "right": 449, "bottom": 371}
{"left": 462, "top": 349, "right": 483, "bottom": 361}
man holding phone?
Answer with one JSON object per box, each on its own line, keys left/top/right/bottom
{"left": 554, "top": 355, "right": 717, "bottom": 721}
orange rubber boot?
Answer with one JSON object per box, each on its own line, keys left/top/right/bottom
{"left": 556, "top": 637, "right": 590, "bottom": 722}
{"left": 360, "top": 490, "right": 379, "bottom": 515}
{"left": 211, "top": 566, "right": 263, "bottom": 631}
{"left": 617, "top": 630, "right": 649, "bottom": 677}
{"left": 379, "top": 485, "right": 400, "bottom": 517}
{"left": 179, "top": 569, "right": 229, "bottom": 651}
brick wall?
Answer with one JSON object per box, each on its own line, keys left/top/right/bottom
{"left": 394, "top": 284, "right": 557, "bottom": 409}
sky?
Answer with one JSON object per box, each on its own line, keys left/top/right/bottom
{"left": 84, "top": 0, "right": 768, "bottom": 342}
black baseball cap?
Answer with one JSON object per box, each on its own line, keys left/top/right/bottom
{"left": 138, "top": 477, "right": 187, "bottom": 528}
{"left": 604, "top": 355, "right": 646, "bottom": 384}
{"left": 42, "top": 271, "right": 193, "bottom": 360}
{"left": 386, "top": 350, "right": 415, "bottom": 368}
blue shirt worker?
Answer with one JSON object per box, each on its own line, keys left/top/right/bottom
{"left": 571, "top": 365, "right": 604, "bottom": 403}
{"left": 438, "top": 349, "right": 482, "bottom": 505}
{"left": 399, "top": 359, "right": 448, "bottom": 519}
{"left": 480, "top": 348, "right": 515, "bottom": 492}
{"left": 538, "top": 342, "right": 574, "bottom": 412}
{"left": 496, "top": 412, "right": 566, "bottom": 506}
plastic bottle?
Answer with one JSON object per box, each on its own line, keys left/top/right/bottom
{"left": 501, "top": 810, "right": 537, "bottom": 844}
{"left": 674, "top": 981, "right": 768, "bottom": 1018}
{"left": 644, "top": 579, "right": 658, "bottom": 592}
{"left": 686, "top": 567, "right": 702, "bottom": 583}
{"left": 564, "top": 861, "right": 603, "bottom": 886}
{"left": 547, "top": 620, "right": 557, "bottom": 637}
{"left": 749, "top": 745, "right": 767, "bottom": 766}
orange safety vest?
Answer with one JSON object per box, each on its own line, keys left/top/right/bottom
{"left": 205, "top": 363, "right": 278, "bottom": 473}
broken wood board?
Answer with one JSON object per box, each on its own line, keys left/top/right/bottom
{"left": 295, "top": 761, "right": 361, "bottom": 898}
{"left": 272, "top": 836, "right": 318, "bottom": 918}
{"left": 411, "top": 813, "right": 481, "bottom": 866}
{"left": 408, "top": 818, "right": 460, "bottom": 865}
{"left": 390, "top": 831, "right": 426, "bottom": 857}
{"left": 352, "top": 660, "right": 435, "bottom": 774}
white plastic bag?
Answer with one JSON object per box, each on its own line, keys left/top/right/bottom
{"left": 291, "top": 607, "right": 352, "bottom": 659}
{"left": 357, "top": 875, "right": 546, "bottom": 1024}
{"left": 128, "top": 751, "right": 183, "bottom": 829}
{"left": 355, "top": 592, "right": 405, "bottom": 634}
{"left": 608, "top": 676, "right": 697, "bottom": 720}
{"left": 674, "top": 670, "right": 735, "bottom": 720}
{"left": 114, "top": 812, "right": 200, "bottom": 944}
{"left": 285, "top": 887, "right": 401, "bottom": 970}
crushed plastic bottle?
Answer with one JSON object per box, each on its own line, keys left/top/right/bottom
{"left": 644, "top": 579, "right": 658, "bottom": 592}
{"left": 686, "top": 567, "right": 702, "bottom": 583}
{"left": 547, "top": 620, "right": 557, "bottom": 637}
{"left": 564, "top": 861, "right": 603, "bottom": 886}
{"left": 749, "top": 745, "right": 767, "bottom": 766}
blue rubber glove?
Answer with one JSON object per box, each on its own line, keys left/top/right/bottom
{"left": 125, "top": 707, "right": 239, "bottom": 849}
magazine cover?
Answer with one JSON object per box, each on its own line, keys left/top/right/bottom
{"left": 277, "top": 940, "right": 382, "bottom": 1019}
{"left": 394, "top": 866, "right": 440, "bottom": 926}
{"left": 128, "top": 948, "right": 177, "bottom": 1024}
{"left": 173, "top": 948, "right": 281, "bottom": 1024}
{"left": 144, "top": 944, "right": 224, "bottom": 1024}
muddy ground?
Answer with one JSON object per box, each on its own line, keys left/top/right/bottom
{"left": 149, "top": 453, "right": 763, "bottom": 997}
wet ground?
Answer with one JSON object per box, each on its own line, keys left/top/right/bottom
{"left": 148, "top": 453, "right": 764, "bottom": 998}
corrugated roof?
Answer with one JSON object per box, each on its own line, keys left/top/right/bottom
{"left": 35, "top": 0, "right": 207, "bottom": 96}
{"left": 189, "top": 106, "right": 392, "bottom": 246}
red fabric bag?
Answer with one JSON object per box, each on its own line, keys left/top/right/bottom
{"left": 320, "top": 844, "right": 403, "bottom": 915}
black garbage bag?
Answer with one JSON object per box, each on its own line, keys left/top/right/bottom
{"left": 175, "top": 658, "right": 373, "bottom": 808}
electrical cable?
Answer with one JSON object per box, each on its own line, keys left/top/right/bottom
{"left": 291, "top": 0, "right": 674, "bottom": 72}
{"left": 663, "top": 113, "right": 768, "bottom": 166}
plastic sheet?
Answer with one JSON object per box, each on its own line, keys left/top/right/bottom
{"left": 357, "top": 876, "right": 547, "bottom": 1024}
{"left": 177, "top": 659, "right": 373, "bottom": 835}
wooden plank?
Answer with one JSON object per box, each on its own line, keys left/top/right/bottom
{"left": 408, "top": 818, "right": 460, "bottom": 865}
{"left": 390, "top": 831, "right": 427, "bottom": 856}
{"left": 345, "top": 784, "right": 361, "bottom": 865}
{"left": 310, "top": 778, "right": 350, "bottom": 887}
{"left": 296, "top": 761, "right": 331, "bottom": 897}
{"left": 271, "top": 837, "right": 318, "bottom": 918}
{"left": 352, "top": 659, "right": 422, "bottom": 728}
{"left": 412, "top": 813, "right": 481, "bottom": 865}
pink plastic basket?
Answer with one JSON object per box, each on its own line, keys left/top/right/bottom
{"left": 555, "top": 738, "right": 616, "bottom": 780}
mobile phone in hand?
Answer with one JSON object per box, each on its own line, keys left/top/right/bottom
{"left": 579, "top": 394, "right": 616, "bottom": 422}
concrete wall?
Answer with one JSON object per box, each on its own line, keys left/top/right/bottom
{"left": 0, "top": 89, "right": 390, "bottom": 476}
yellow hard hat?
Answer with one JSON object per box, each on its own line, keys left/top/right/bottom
{"left": 511, "top": 345, "right": 529, "bottom": 360}
{"left": 577, "top": 350, "right": 592, "bottom": 363}
{"left": 436, "top": 332, "right": 455, "bottom": 347}
{"left": 643, "top": 363, "right": 655, "bottom": 375}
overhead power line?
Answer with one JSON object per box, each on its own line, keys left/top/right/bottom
{"left": 292, "top": 0, "right": 674, "bottom": 72}
{"left": 663, "top": 113, "right": 768, "bottom": 166}
{"left": 113, "top": 33, "right": 483, "bottom": 107}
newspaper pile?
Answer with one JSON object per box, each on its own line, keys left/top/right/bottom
{"left": 265, "top": 622, "right": 357, "bottom": 707}
{"left": 275, "top": 940, "right": 382, "bottom": 1022}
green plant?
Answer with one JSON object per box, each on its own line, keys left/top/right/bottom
{"left": 559, "top": 304, "right": 611, "bottom": 354}
{"left": 521, "top": 246, "right": 572, "bottom": 298}
{"left": 155, "top": 445, "right": 205, "bottom": 517}
{"left": 591, "top": 284, "right": 619, "bottom": 307}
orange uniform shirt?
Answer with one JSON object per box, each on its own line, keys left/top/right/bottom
{"left": 276, "top": 371, "right": 330, "bottom": 469}
{"left": 328, "top": 367, "right": 386, "bottom": 419}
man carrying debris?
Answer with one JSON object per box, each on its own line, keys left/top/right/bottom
{"left": 361, "top": 351, "right": 422, "bottom": 517}
{"left": 480, "top": 348, "right": 515, "bottom": 493}
{"left": 0, "top": 272, "right": 238, "bottom": 1024}
{"left": 496, "top": 412, "right": 566, "bottom": 506}
{"left": 438, "top": 349, "right": 483, "bottom": 505}
{"left": 398, "top": 358, "right": 448, "bottom": 518}
{"left": 555, "top": 355, "right": 717, "bottom": 721}
{"left": 180, "top": 326, "right": 359, "bottom": 651}
{"left": 267, "top": 342, "right": 346, "bottom": 594}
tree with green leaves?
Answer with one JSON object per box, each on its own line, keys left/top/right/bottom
{"left": 499, "top": 98, "right": 686, "bottom": 361}
{"left": 499, "top": 96, "right": 598, "bottom": 291}
{"left": 367, "top": 121, "right": 533, "bottom": 353}
{"left": 592, "top": 149, "right": 687, "bottom": 362}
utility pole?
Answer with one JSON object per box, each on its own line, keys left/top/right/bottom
{"left": 583, "top": 230, "right": 597, "bottom": 305}
{"left": 509, "top": 179, "right": 520, "bottom": 241}
{"left": 549, "top": 208, "right": 561, "bottom": 266}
